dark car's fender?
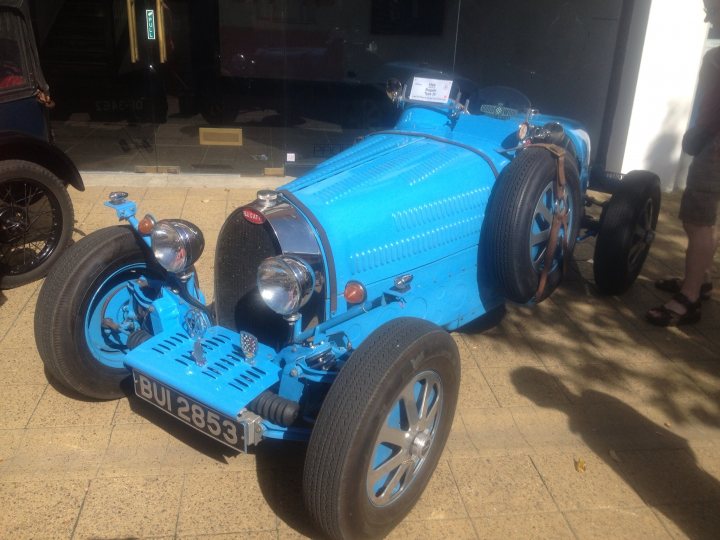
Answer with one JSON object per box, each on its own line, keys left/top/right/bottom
{"left": 0, "top": 131, "right": 84, "bottom": 191}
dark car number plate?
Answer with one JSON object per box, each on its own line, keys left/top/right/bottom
{"left": 133, "top": 371, "right": 246, "bottom": 452}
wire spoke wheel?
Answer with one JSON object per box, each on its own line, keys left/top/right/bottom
{"left": 0, "top": 160, "right": 73, "bottom": 288}
{"left": 0, "top": 178, "right": 63, "bottom": 275}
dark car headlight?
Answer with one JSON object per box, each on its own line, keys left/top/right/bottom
{"left": 151, "top": 219, "right": 205, "bottom": 273}
{"left": 257, "top": 256, "right": 315, "bottom": 316}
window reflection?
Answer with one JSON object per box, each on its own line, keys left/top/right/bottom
{"left": 0, "top": 39, "right": 26, "bottom": 89}
{"left": 40, "top": 0, "right": 624, "bottom": 174}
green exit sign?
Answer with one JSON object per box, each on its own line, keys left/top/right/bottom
{"left": 146, "top": 9, "right": 156, "bottom": 40}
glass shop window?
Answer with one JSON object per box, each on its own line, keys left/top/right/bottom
{"left": 0, "top": 8, "right": 30, "bottom": 93}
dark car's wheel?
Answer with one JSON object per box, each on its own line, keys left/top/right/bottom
{"left": 0, "top": 160, "right": 74, "bottom": 289}
{"left": 304, "top": 318, "right": 460, "bottom": 540}
{"left": 593, "top": 171, "right": 661, "bottom": 295}
{"left": 199, "top": 81, "right": 241, "bottom": 125}
{"left": 35, "top": 226, "right": 165, "bottom": 399}
{"left": 485, "top": 146, "right": 582, "bottom": 303}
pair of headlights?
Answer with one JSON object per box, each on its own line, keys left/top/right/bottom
{"left": 151, "top": 220, "right": 315, "bottom": 317}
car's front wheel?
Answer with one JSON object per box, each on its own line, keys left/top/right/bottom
{"left": 35, "top": 226, "right": 165, "bottom": 399}
{"left": 303, "top": 318, "right": 460, "bottom": 540}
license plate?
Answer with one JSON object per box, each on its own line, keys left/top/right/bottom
{"left": 133, "top": 371, "right": 246, "bottom": 452}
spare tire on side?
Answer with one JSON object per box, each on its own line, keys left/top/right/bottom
{"left": 593, "top": 170, "right": 661, "bottom": 295}
{"left": 484, "top": 146, "right": 582, "bottom": 304}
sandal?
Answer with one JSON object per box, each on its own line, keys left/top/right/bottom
{"left": 654, "top": 278, "right": 712, "bottom": 301}
{"left": 646, "top": 293, "right": 702, "bottom": 327}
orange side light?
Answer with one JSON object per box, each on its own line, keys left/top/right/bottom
{"left": 138, "top": 215, "right": 156, "bottom": 235}
{"left": 344, "top": 281, "right": 366, "bottom": 304}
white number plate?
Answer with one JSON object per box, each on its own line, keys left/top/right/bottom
{"left": 409, "top": 77, "right": 454, "bottom": 104}
{"left": 133, "top": 371, "right": 246, "bottom": 452}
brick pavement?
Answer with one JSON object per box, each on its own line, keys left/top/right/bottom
{"left": 1, "top": 185, "right": 719, "bottom": 539}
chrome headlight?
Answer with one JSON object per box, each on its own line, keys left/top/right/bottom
{"left": 257, "top": 256, "right": 315, "bottom": 316}
{"left": 151, "top": 219, "right": 205, "bottom": 273}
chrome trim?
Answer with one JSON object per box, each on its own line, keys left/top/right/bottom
{"left": 238, "top": 410, "right": 264, "bottom": 448}
{"left": 245, "top": 198, "right": 325, "bottom": 300}
{"left": 109, "top": 191, "right": 129, "bottom": 204}
{"left": 257, "top": 189, "right": 279, "bottom": 208}
{"left": 151, "top": 219, "right": 205, "bottom": 273}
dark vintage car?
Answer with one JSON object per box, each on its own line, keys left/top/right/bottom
{"left": 0, "top": 0, "right": 83, "bottom": 288}
{"left": 35, "top": 75, "right": 660, "bottom": 539}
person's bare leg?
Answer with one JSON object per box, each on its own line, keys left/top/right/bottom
{"left": 680, "top": 223, "right": 716, "bottom": 297}
{"left": 663, "top": 222, "right": 717, "bottom": 313}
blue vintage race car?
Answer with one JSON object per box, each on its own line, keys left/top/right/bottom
{"left": 34, "top": 75, "right": 660, "bottom": 539}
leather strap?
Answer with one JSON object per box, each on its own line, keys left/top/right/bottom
{"left": 528, "top": 144, "right": 569, "bottom": 301}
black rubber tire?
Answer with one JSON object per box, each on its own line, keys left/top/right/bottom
{"left": 199, "top": 82, "right": 241, "bottom": 125}
{"left": 35, "top": 226, "right": 164, "bottom": 399}
{"left": 0, "top": 160, "right": 74, "bottom": 289}
{"left": 593, "top": 170, "right": 661, "bottom": 295}
{"left": 485, "top": 147, "right": 582, "bottom": 303}
{"left": 303, "top": 318, "right": 460, "bottom": 540}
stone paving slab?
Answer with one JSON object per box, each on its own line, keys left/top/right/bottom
{"left": 0, "top": 187, "right": 719, "bottom": 539}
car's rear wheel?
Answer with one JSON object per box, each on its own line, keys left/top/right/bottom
{"left": 593, "top": 171, "right": 661, "bottom": 295}
{"left": 0, "top": 160, "right": 74, "bottom": 289}
{"left": 35, "top": 226, "right": 165, "bottom": 399}
{"left": 303, "top": 318, "right": 460, "bottom": 540}
{"left": 485, "top": 147, "right": 582, "bottom": 303}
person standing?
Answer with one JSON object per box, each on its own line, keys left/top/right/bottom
{"left": 647, "top": 0, "right": 720, "bottom": 326}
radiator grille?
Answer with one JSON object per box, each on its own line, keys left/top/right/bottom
{"left": 214, "top": 209, "right": 286, "bottom": 349}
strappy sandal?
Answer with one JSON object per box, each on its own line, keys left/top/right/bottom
{"left": 654, "top": 278, "right": 712, "bottom": 301}
{"left": 646, "top": 292, "right": 702, "bottom": 327}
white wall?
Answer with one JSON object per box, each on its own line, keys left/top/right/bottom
{"left": 620, "top": 0, "right": 708, "bottom": 191}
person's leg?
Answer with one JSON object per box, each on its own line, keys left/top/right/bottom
{"left": 679, "top": 222, "right": 717, "bottom": 303}
{"left": 646, "top": 190, "right": 718, "bottom": 325}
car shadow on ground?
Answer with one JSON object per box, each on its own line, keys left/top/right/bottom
{"left": 118, "top": 376, "right": 235, "bottom": 462}
{"left": 254, "top": 439, "right": 323, "bottom": 538}
{"left": 115, "top": 374, "right": 322, "bottom": 536}
{"left": 512, "top": 367, "right": 720, "bottom": 539}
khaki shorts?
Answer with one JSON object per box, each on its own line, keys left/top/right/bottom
{"left": 680, "top": 134, "right": 720, "bottom": 225}
{"left": 679, "top": 187, "right": 720, "bottom": 226}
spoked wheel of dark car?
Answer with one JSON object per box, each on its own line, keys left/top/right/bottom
{"left": 0, "top": 160, "right": 73, "bottom": 289}
{"left": 304, "top": 318, "right": 460, "bottom": 540}
{"left": 593, "top": 171, "right": 661, "bottom": 295}
{"left": 35, "top": 226, "right": 165, "bottom": 399}
{"left": 485, "top": 146, "right": 582, "bottom": 303}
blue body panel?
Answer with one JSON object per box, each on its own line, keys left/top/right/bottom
{"left": 0, "top": 96, "right": 47, "bottom": 140}
{"left": 124, "top": 326, "right": 281, "bottom": 419}
{"left": 279, "top": 106, "right": 588, "bottom": 342}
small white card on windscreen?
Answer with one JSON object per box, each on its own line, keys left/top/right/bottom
{"left": 409, "top": 77, "right": 453, "bottom": 104}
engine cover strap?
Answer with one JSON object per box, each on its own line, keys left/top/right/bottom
{"left": 529, "top": 144, "right": 568, "bottom": 301}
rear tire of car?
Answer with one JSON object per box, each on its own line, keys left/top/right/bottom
{"left": 593, "top": 171, "right": 661, "bottom": 295}
{"left": 484, "top": 147, "right": 582, "bottom": 303}
{"left": 35, "top": 226, "right": 165, "bottom": 399}
{"left": 303, "top": 318, "right": 460, "bottom": 540}
{"left": 0, "top": 160, "right": 74, "bottom": 289}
